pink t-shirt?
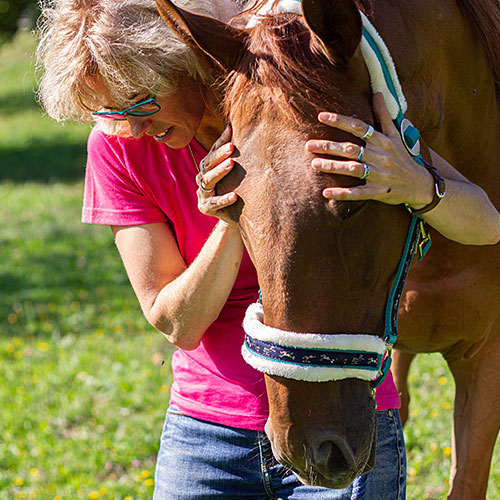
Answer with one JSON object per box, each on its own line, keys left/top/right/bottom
{"left": 82, "top": 127, "right": 400, "bottom": 430}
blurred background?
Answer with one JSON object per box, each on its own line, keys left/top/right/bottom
{"left": 0, "top": 4, "right": 498, "bottom": 499}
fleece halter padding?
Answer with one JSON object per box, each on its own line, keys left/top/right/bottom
{"left": 242, "top": 303, "right": 387, "bottom": 382}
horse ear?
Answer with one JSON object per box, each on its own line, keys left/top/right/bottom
{"left": 301, "top": 0, "right": 362, "bottom": 64}
{"left": 155, "top": 0, "right": 248, "bottom": 71}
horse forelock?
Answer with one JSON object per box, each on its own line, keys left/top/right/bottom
{"left": 222, "top": 15, "right": 365, "bottom": 134}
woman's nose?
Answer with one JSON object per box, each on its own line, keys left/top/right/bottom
{"left": 127, "top": 116, "right": 153, "bottom": 138}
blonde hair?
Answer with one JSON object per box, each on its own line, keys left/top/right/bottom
{"left": 36, "top": 0, "right": 239, "bottom": 132}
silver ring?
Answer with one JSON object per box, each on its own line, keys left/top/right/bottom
{"left": 361, "top": 163, "right": 370, "bottom": 180}
{"left": 356, "top": 146, "right": 365, "bottom": 162}
{"left": 199, "top": 159, "right": 207, "bottom": 174}
{"left": 198, "top": 179, "right": 213, "bottom": 193}
{"left": 360, "top": 125, "right": 374, "bottom": 142}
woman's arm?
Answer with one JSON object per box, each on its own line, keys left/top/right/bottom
{"left": 113, "top": 219, "right": 243, "bottom": 351}
{"left": 418, "top": 149, "right": 500, "bottom": 244}
{"left": 113, "top": 130, "right": 240, "bottom": 350}
{"left": 305, "top": 93, "right": 500, "bottom": 245}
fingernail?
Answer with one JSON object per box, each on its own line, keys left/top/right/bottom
{"left": 306, "top": 141, "right": 318, "bottom": 151}
{"left": 224, "top": 159, "right": 234, "bottom": 170}
{"left": 311, "top": 159, "right": 322, "bottom": 169}
{"left": 227, "top": 192, "right": 237, "bottom": 202}
{"left": 323, "top": 188, "right": 333, "bottom": 198}
{"left": 318, "top": 112, "right": 331, "bottom": 122}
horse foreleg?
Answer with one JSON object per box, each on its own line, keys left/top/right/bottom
{"left": 446, "top": 330, "right": 500, "bottom": 500}
{"left": 391, "top": 349, "right": 416, "bottom": 426}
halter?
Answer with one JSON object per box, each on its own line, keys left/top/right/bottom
{"left": 242, "top": 6, "right": 431, "bottom": 388}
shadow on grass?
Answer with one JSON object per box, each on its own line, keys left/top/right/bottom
{"left": 0, "top": 89, "right": 39, "bottom": 115}
{"left": 0, "top": 240, "right": 140, "bottom": 337}
{"left": 0, "top": 138, "right": 87, "bottom": 182}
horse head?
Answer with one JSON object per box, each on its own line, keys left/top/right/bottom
{"left": 156, "top": 0, "right": 412, "bottom": 488}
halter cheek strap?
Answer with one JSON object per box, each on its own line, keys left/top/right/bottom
{"left": 242, "top": 207, "right": 422, "bottom": 385}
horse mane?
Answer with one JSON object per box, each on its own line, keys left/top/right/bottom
{"left": 457, "top": 0, "right": 500, "bottom": 88}
{"left": 223, "top": 13, "right": 368, "bottom": 133}
{"left": 223, "top": 0, "right": 500, "bottom": 130}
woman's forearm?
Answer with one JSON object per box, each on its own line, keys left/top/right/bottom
{"left": 149, "top": 221, "right": 245, "bottom": 350}
{"left": 419, "top": 176, "right": 500, "bottom": 245}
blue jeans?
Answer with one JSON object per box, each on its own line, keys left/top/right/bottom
{"left": 153, "top": 408, "right": 406, "bottom": 500}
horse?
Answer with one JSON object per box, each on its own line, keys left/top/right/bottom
{"left": 155, "top": 0, "right": 500, "bottom": 497}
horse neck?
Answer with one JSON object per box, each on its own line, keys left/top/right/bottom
{"left": 371, "top": 0, "right": 500, "bottom": 188}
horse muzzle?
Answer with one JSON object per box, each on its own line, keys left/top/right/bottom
{"left": 265, "top": 412, "right": 377, "bottom": 489}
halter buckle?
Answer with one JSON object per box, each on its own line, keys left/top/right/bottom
{"left": 418, "top": 220, "right": 432, "bottom": 260}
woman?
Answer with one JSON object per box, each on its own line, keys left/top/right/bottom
{"left": 37, "top": 0, "right": 500, "bottom": 498}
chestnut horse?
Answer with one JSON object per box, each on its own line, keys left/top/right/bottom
{"left": 155, "top": 0, "right": 500, "bottom": 497}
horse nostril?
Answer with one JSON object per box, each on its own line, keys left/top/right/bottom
{"left": 314, "top": 439, "right": 356, "bottom": 478}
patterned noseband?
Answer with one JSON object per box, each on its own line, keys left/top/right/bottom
{"left": 242, "top": 303, "right": 387, "bottom": 382}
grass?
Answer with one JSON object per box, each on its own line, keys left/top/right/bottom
{"left": 405, "top": 354, "right": 499, "bottom": 499}
{"left": 0, "top": 31, "right": 498, "bottom": 499}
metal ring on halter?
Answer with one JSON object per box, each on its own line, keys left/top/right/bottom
{"left": 360, "top": 124, "right": 374, "bottom": 142}
{"left": 356, "top": 146, "right": 365, "bottom": 162}
{"left": 198, "top": 178, "right": 213, "bottom": 193}
{"left": 199, "top": 159, "right": 207, "bottom": 174}
{"left": 361, "top": 163, "right": 370, "bottom": 180}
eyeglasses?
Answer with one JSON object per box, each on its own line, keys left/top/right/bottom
{"left": 92, "top": 96, "right": 161, "bottom": 120}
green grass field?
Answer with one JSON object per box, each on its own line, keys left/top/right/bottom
{"left": 0, "top": 32, "right": 498, "bottom": 499}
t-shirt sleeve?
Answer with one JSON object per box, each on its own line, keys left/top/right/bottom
{"left": 82, "top": 128, "right": 167, "bottom": 225}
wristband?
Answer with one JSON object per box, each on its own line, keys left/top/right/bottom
{"left": 405, "top": 159, "right": 446, "bottom": 216}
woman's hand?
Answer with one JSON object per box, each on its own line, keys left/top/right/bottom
{"left": 305, "top": 93, "right": 500, "bottom": 245}
{"left": 305, "top": 92, "right": 434, "bottom": 210}
{"left": 196, "top": 124, "right": 239, "bottom": 226}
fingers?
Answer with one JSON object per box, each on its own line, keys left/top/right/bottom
{"left": 196, "top": 155, "right": 238, "bottom": 219}
{"left": 197, "top": 158, "right": 234, "bottom": 192}
{"left": 372, "top": 93, "right": 398, "bottom": 137}
{"left": 308, "top": 95, "right": 416, "bottom": 205}
{"left": 201, "top": 141, "right": 234, "bottom": 174}
{"left": 197, "top": 185, "right": 237, "bottom": 219}
{"left": 196, "top": 125, "right": 238, "bottom": 221}
{"left": 199, "top": 190, "right": 237, "bottom": 210}
{"left": 314, "top": 92, "right": 400, "bottom": 144}
{"left": 312, "top": 158, "right": 370, "bottom": 180}
{"left": 202, "top": 124, "right": 234, "bottom": 174}
{"left": 322, "top": 184, "right": 387, "bottom": 201}
{"left": 316, "top": 112, "right": 379, "bottom": 145}
{"left": 306, "top": 139, "right": 370, "bottom": 164}
{"left": 209, "top": 124, "right": 232, "bottom": 153}
{"left": 198, "top": 192, "right": 238, "bottom": 221}
{"left": 306, "top": 110, "right": 377, "bottom": 162}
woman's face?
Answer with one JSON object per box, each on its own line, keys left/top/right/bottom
{"left": 128, "top": 78, "right": 207, "bottom": 148}
{"left": 91, "top": 76, "right": 211, "bottom": 149}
